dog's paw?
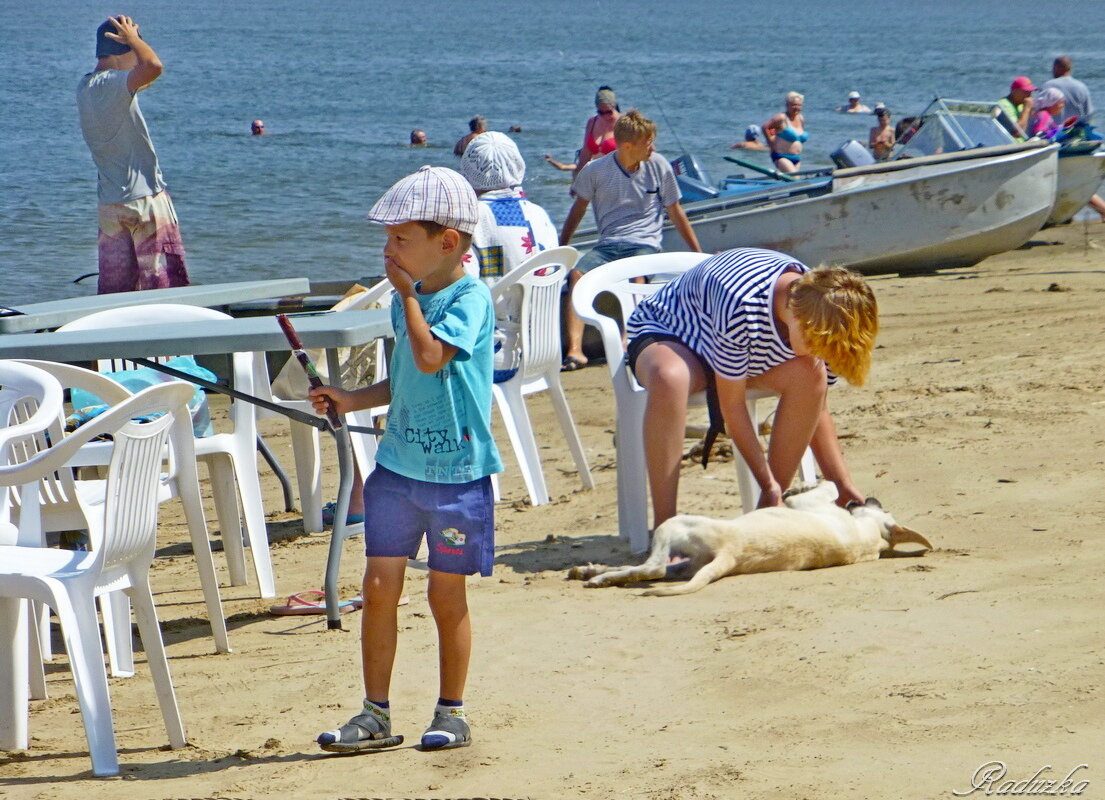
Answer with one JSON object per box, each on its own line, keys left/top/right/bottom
{"left": 568, "top": 563, "right": 606, "bottom": 581}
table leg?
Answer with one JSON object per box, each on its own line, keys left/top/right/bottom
{"left": 256, "top": 435, "right": 296, "bottom": 513}
{"left": 323, "top": 347, "right": 354, "bottom": 631}
{"left": 324, "top": 427, "right": 354, "bottom": 630}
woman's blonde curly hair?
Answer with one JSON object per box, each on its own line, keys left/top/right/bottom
{"left": 789, "top": 266, "right": 878, "bottom": 386}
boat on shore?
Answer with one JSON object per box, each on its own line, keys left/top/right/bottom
{"left": 896, "top": 98, "right": 1104, "bottom": 227}
{"left": 1048, "top": 143, "right": 1105, "bottom": 225}
{"left": 572, "top": 140, "right": 1057, "bottom": 275}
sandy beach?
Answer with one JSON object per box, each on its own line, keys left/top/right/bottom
{"left": 4, "top": 222, "right": 1105, "bottom": 800}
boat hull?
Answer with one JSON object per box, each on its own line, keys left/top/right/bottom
{"left": 1047, "top": 150, "right": 1105, "bottom": 226}
{"left": 654, "top": 143, "right": 1058, "bottom": 274}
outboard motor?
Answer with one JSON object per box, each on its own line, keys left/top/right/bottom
{"left": 830, "top": 139, "right": 876, "bottom": 169}
{"left": 671, "top": 153, "right": 719, "bottom": 201}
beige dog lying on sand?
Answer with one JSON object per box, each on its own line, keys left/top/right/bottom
{"left": 568, "top": 481, "right": 932, "bottom": 595}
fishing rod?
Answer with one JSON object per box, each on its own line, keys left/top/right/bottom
{"left": 644, "top": 84, "right": 690, "bottom": 156}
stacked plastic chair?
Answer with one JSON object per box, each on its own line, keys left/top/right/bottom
{"left": 0, "top": 368, "right": 193, "bottom": 776}
{"left": 57, "top": 304, "right": 275, "bottom": 597}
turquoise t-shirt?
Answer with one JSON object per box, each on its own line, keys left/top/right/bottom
{"left": 374, "top": 274, "right": 503, "bottom": 484}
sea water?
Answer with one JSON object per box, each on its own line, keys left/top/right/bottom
{"left": 3, "top": 0, "right": 1104, "bottom": 303}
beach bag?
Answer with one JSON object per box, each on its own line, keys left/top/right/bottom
{"left": 67, "top": 356, "right": 215, "bottom": 438}
{"left": 269, "top": 284, "right": 379, "bottom": 400}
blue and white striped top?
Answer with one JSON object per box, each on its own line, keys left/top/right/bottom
{"left": 626, "top": 248, "right": 809, "bottom": 380}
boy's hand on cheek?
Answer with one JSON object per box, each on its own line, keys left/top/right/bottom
{"left": 385, "top": 260, "right": 416, "bottom": 297}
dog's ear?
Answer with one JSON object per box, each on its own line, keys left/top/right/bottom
{"left": 888, "top": 524, "right": 932, "bottom": 551}
{"left": 865, "top": 497, "right": 882, "bottom": 509}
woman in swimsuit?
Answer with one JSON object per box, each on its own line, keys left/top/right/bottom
{"left": 573, "top": 86, "right": 621, "bottom": 177}
{"left": 763, "top": 91, "right": 808, "bottom": 174}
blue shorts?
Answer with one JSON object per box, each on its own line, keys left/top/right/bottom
{"left": 362, "top": 465, "right": 495, "bottom": 576}
{"left": 574, "top": 241, "right": 660, "bottom": 274}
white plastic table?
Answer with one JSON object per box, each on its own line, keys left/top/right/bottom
{"left": 0, "top": 278, "right": 311, "bottom": 334}
{"left": 0, "top": 308, "right": 393, "bottom": 629}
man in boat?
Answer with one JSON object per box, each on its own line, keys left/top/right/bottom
{"left": 1041, "top": 57, "right": 1105, "bottom": 221}
{"left": 77, "top": 15, "right": 189, "bottom": 294}
{"left": 1044, "top": 56, "right": 1093, "bottom": 122}
{"left": 997, "top": 76, "right": 1036, "bottom": 139}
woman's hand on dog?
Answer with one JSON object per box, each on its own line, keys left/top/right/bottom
{"left": 757, "top": 479, "right": 785, "bottom": 508}
{"left": 833, "top": 481, "right": 865, "bottom": 508}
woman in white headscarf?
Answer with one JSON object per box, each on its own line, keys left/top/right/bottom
{"left": 460, "top": 131, "right": 560, "bottom": 381}
{"left": 460, "top": 131, "right": 559, "bottom": 285}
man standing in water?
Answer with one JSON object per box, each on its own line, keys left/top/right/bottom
{"left": 77, "top": 15, "right": 189, "bottom": 294}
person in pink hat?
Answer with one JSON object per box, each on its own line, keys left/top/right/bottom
{"left": 998, "top": 76, "right": 1037, "bottom": 138}
{"left": 311, "top": 166, "right": 502, "bottom": 755}
{"left": 1027, "top": 87, "right": 1066, "bottom": 139}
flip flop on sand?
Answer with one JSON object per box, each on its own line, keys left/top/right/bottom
{"left": 561, "top": 356, "right": 587, "bottom": 372}
{"left": 269, "top": 590, "right": 362, "bottom": 616}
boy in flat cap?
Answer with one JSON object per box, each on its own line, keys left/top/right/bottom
{"left": 312, "top": 166, "right": 502, "bottom": 753}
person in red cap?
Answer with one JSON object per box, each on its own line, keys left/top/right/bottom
{"left": 998, "top": 76, "right": 1037, "bottom": 138}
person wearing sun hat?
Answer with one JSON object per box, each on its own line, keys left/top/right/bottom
{"left": 1027, "top": 87, "right": 1066, "bottom": 139}
{"left": 459, "top": 132, "right": 558, "bottom": 284}
{"left": 459, "top": 132, "right": 559, "bottom": 381}
{"left": 77, "top": 15, "right": 189, "bottom": 294}
{"left": 837, "top": 91, "right": 871, "bottom": 114}
{"left": 311, "top": 165, "right": 501, "bottom": 755}
{"left": 999, "top": 76, "right": 1037, "bottom": 138}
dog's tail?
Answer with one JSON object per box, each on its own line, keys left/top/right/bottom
{"left": 642, "top": 552, "right": 737, "bottom": 596}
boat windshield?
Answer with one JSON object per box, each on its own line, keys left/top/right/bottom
{"left": 895, "top": 99, "right": 1018, "bottom": 159}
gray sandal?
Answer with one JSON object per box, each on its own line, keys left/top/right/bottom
{"left": 420, "top": 710, "right": 471, "bottom": 750}
{"left": 317, "top": 708, "right": 404, "bottom": 752}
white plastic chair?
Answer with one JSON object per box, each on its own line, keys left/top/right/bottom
{"left": 0, "top": 361, "right": 66, "bottom": 704}
{"left": 57, "top": 304, "right": 276, "bottom": 597}
{"left": 0, "top": 362, "right": 64, "bottom": 548}
{"left": 572, "top": 252, "right": 817, "bottom": 552}
{"left": 256, "top": 279, "right": 393, "bottom": 533}
{"left": 490, "top": 246, "right": 594, "bottom": 505}
{"left": 0, "top": 380, "right": 193, "bottom": 777}
{"left": 13, "top": 359, "right": 231, "bottom": 667}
